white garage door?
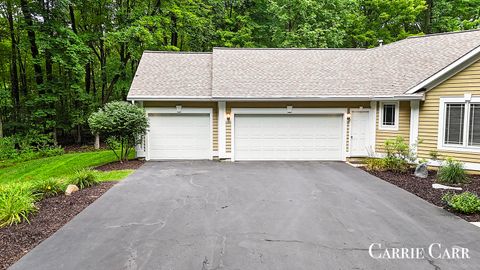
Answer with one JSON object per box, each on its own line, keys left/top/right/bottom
{"left": 148, "top": 114, "right": 211, "bottom": 159}
{"left": 234, "top": 114, "right": 344, "bottom": 160}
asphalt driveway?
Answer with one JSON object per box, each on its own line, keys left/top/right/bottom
{"left": 10, "top": 161, "right": 480, "bottom": 269}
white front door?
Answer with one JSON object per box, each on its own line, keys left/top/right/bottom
{"left": 148, "top": 114, "right": 211, "bottom": 160}
{"left": 234, "top": 114, "right": 344, "bottom": 160}
{"left": 350, "top": 110, "right": 370, "bottom": 156}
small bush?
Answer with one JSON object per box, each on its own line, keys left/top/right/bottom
{"left": 0, "top": 186, "right": 37, "bottom": 227}
{"left": 30, "top": 178, "right": 65, "bottom": 198}
{"left": 365, "top": 158, "right": 386, "bottom": 171}
{"left": 443, "top": 192, "right": 480, "bottom": 214}
{"left": 384, "top": 156, "right": 410, "bottom": 173}
{"left": 70, "top": 169, "right": 99, "bottom": 189}
{"left": 381, "top": 136, "right": 415, "bottom": 172}
{"left": 437, "top": 158, "right": 468, "bottom": 184}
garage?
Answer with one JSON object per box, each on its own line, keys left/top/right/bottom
{"left": 147, "top": 113, "right": 211, "bottom": 160}
{"left": 233, "top": 114, "right": 345, "bottom": 160}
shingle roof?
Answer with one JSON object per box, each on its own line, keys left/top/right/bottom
{"left": 127, "top": 30, "right": 480, "bottom": 99}
{"left": 128, "top": 51, "right": 212, "bottom": 98}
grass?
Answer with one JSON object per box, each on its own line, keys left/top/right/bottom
{"left": 0, "top": 151, "right": 134, "bottom": 186}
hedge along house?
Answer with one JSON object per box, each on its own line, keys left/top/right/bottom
{"left": 127, "top": 30, "right": 480, "bottom": 170}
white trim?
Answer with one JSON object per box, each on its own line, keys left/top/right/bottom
{"left": 144, "top": 107, "right": 214, "bottom": 160}
{"left": 425, "top": 159, "right": 480, "bottom": 171}
{"left": 409, "top": 100, "right": 420, "bottom": 151}
{"left": 378, "top": 101, "right": 400, "bottom": 131}
{"left": 406, "top": 45, "right": 480, "bottom": 94}
{"left": 218, "top": 102, "right": 227, "bottom": 158}
{"left": 230, "top": 107, "right": 348, "bottom": 161}
{"left": 438, "top": 96, "right": 480, "bottom": 153}
{"left": 349, "top": 108, "right": 373, "bottom": 157}
{"left": 127, "top": 95, "right": 424, "bottom": 102}
{"left": 135, "top": 101, "right": 146, "bottom": 158}
{"left": 370, "top": 101, "right": 377, "bottom": 154}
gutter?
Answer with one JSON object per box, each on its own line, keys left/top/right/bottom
{"left": 127, "top": 95, "right": 425, "bottom": 102}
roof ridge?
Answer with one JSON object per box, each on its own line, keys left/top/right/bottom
{"left": 213, "top": 47, "right": 366, "bottom": 51}
{"left": 406, "top": 29, "right": 480, "bottom": 39}
{"left": 143, "top": 50, "right": 212, "bottom": 54}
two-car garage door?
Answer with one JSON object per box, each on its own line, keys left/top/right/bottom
{"left": 234, "top": 114, "right": 344, "bottom": 160}
{"left": 146, "top": 112, "right": 344, "bottom": 161}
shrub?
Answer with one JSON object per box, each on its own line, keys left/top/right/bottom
{"left": 88, "top": 101, "right": 148, "bottom": 162}
{"left": 383, "top": 156, "right": 410, "bottom": 173}
{"left": 0, "top": 186, "right": 37, "bottom": 227}
{"left": 437, "top": 158, "right": 468, "bottom": 184}
{"left": 380, "top": 136, "right": 415, "bottom": 173}
{"left": 365, "top": 158, "right": 386, "bottom": 171}
{"left": 70, "top": 169, "right": 99, "bottom": 189}
{"left": 30, "top": 178, "right": 65, "bottom": 198}
{"left": 0, "top": 137, "right": 18, "bottom": 160}
{"left": 443, "top": 192, "right": 480, "bottom": 214}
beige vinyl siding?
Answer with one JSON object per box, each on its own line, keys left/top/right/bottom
{"left": 143, "top": 101, "right": 219, "bottom": 153}
{"left": 225, "top": 101, "right": 370, "bottom": 153}
{"left": 375, "top": 101, "right": 411, "bottom": 153}
{"left": 417, "top": 59, "right": 480, "bottom": 163}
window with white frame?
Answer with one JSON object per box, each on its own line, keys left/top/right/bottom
{"left": 440, "top": 97, "right": 480, "bottom": 150}
{"left": 379, "top": 101, "right": 399, "bottom": 130}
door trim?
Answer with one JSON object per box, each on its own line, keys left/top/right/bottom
{"left": 230, "top": 107, "right": 348, "bottom": 161}
{"left": 349, "top": 108, "right": 373, "bottom": 157}
{"left": 144, "top": 107, "right": 213, "bottom": 160}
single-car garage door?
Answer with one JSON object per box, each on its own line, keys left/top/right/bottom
{"left": 148, "top": 114, "right": 211, "bottom": 160}
{"left": 234, "top": 114, "right": 344, "bottom": 160}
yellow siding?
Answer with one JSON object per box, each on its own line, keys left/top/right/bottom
{"left": 143, "top": 101, "right": 219, "bottom": 153}
{"left": 417, "top": 59, "right": 480, "bottom": 163}
{"left": 225, "top": 101, "right": 370, "bottom": 153}
{"left": 375, "top": 101, "right": 411, "bottom": 153}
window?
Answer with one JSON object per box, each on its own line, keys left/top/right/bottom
{"left": 444, "top": 104, "right": 464, "bottom": 145}
{"left": 379, "top": 102, "right": 399, "bottom": 130}
{"left": 440, "top": 97, "right": 480, "bottom": 151}
{"left": 469, "top": 104, "right": 480, "bottom": 146}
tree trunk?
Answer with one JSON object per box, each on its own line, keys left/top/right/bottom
{"left": 7, "top": 0, "right": 20, "bottom": 112}
{"left": 0, "top": 118, "right": 3, "bottom": 138}
{"left": 20, "top": 0, "right": 43, "bottom": 87}
{"left": 94, "top": 133, "right": 100, "bottom": 149}
{"left": 423, "top": 0, "right": 433, "bottom": 34}
{"left": 171, "top": 14, "right": 178, "bottom": 47}
{"left": 76, "top": 125, "right": 82, "bottom": 144}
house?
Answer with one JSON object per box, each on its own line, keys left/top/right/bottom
{"left": 127, "top": 30, "right": 480, "bottom": 170}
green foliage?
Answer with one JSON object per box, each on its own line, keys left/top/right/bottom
{"left": 0, "top": 185, "right": 37, "bottom": 228}
{"left": 429, "top": 150, "right": 439, "bottom": 160}
{"left": 437, "top": 158, "right": 468, "bottom": 184}
{"left": 365, "top": 158, "right": 387, "bottom": 171}
{"left": 381, "top": 136, "right": 414, "bottom": 172}
{"left": 88, "top": 101, "right": 148, "bottom": 162}
{"left": 0, "top": 135, "right": 64, "bottom": 164}
{"left": 70, "top": 169, "right": 99, "bottom": 189}
{"left": 30, "top": 178, "right": 65, "bottom": 198}
{"left": 443, "top": 192, "right": 480, "bottom": 214}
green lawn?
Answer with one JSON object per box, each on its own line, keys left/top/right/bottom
{"left": 0, "top": 151, "right": 134, "bottom": 185}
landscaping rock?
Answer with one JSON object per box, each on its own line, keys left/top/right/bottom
{"left": 432, "top": 183, "right": 462, "bottom": 191}
{"left": 414, "top": 163, "right": 428, "bottom": 178}
{"left": 65, "top": 184, "right": 79, "bottom": 195}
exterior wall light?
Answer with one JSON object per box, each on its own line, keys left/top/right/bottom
{"left": 226, "top": 113, "right": 231, "bottom": 121}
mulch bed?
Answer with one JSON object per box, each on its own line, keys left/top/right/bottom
{"left": 363, "top": 168, "right": 480, "bottom": 222}
{"left": 0, "top": 182, "right": 116, "bottom": 270}
{"left": 94, "top": 159, "right": 145, "bottom": 171}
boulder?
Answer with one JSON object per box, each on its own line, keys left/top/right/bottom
{"left": 65, "top": 184, "right": 79, "bottom": 195}
{"left": 414, "top": 163, "right": 428, "bottom": 178}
